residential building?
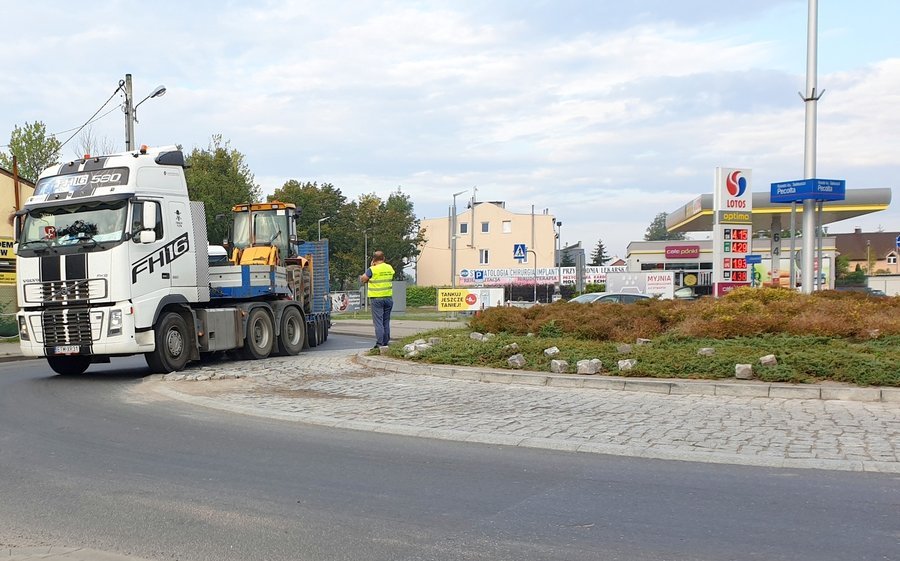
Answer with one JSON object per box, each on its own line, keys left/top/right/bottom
{"left": 0, "top": 166, "right": 35, "bottom": 335}
{"left": 833, "top": 228, "right": 900, "bottom": 275}
{"left": 417, "top": 201, "right": 557, "bottom": 287}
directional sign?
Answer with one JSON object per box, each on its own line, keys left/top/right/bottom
{"left": 746, "top": 254, "right": 762, "bottom": 264}
{"left": 770, "top": 178, "right": 846, "bottom": 203}
{"left": 896, "top": 235, "right": 900, "bottom": 250}
{"left": 513, "top": 243, "right": 527, "bottom": 260}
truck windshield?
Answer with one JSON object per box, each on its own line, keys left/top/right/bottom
{"left": 19, "top": 200, "right": 129, "bottom": 253}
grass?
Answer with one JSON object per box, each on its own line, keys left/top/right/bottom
{"left": 333, "top": 306, "right": 468, "bottom": 322}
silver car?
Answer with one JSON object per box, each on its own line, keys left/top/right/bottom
{"left": 569, "top": 292, "right": 651, "bottom": 304}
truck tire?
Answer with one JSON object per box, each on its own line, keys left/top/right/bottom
{"left": 307, "top": 317, "right": 319, "bottom": 348}
{"left": 322, "top": 318, "right": 329, "bottom": 342}
{"left": 277, "top": 307, "right": 305, "bottom": 356}
{"left": 146, "top": 312, "right": 191, "bottom": 373}
{"left": 243, "top": 308, "right": 274, "bottom": 359}
{"left": 47, "top": 356, "right": 91, "bottom": 376}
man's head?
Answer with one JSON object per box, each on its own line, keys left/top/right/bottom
{"left": 372, "top": 250, "right": 385, "bottom": 263}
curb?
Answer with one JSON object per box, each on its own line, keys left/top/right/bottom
{"left": 355, "top": 353, "right": 900, "bottom": 403}
{"left": 149, "top": 382, "right": 900, "bottom": 474}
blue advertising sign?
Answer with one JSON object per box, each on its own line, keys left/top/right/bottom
{"left": 770, "top": 178, "right": 846, "bottom": 203}
{"left": 746, "top": 254, "right": 762, "bottom": 264}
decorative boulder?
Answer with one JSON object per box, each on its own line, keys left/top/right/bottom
{"left": 543, "top": 346, "right": 560, "bottom": 357}
{"left": 405, "top": 350, "right": 420, "bottom": 359}
{"left": 402, "top": 343, "right": 417, "bottom": 354}
{"left": 483, "top": 333, "right": 496, "bottom": 341}
{"left": 759, "top": 354, "right": 778, "bottom": 367}
{"left": 379, "top": 345, "right": 391, "bottom": 355}
{"left": 502, "top": 343, "right": 520, "bottom": 353}
{"left": 636, "top": 338, "right": 652, "bottom": 345}
{"left": 507, "top": 354, "right": 527, "bottom": 369}
{"left": 413, "top": 339, "right": 427, "bottom": 345}
{"left": 735, "top": 364, "right": 753, "bottom": 379}
{"left": 428, "top": 337, "right": 443, "bottom": 345}
{"left": 697, "top": 348, "right": 715, "bottom": 356}
{"left": 470, "top": 332, "right": 485, "bottom": 341}
{"left": 576, "top": 359, "right": 602, "bottom": 375}
{"left": 550, "top": 360, "right": 569, "bottom": 374}
{"left": 617, "top": 359, "right": 637, "bottom": 371}
{"left": 415, "top": 343, "right": 433, "bottom": 352}
{"left": 616, "top": 344, "right": 633, "bottom": 354}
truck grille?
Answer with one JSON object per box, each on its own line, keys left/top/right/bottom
{"left": 25, "top": 279, "right": 108, "bottom": 304}
{"left": 42, "top": 308, "right": 96, "bottom": 345}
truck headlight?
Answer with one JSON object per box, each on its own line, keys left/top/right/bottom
{"left": 108, "top": 309, "right": 123, "bottom": 336}
{"left": 17, "top": 316, "right": 29, "bottom": 341}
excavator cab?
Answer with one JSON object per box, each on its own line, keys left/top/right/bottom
{"left": 228, "top": 201, "right": 300, "bottom": 266}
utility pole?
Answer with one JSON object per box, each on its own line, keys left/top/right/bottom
{"left": 800, "top": 0, "right": 822, "bottom": 294}
{"left": 528, "top": 249, "right": 537, "bottom": 303}
{"left": 124, "top": 74, "right": 135, "bottom": 151}
{"left": 450, "top": 190, "right": 467, "bottom": 288}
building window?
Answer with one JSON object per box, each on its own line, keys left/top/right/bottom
{"left": 479, "top": 249, "right": 490, "bottom": 264}
{"left": 888, "top": 254, "right": 898, "bottom": 265}
{"left": 459, "top": 222, "right": 468, "bottom": 234}
{"left": 502, "top": 220, "right": 511, "bottom": 233}
{"left": 481, "top": 221, "right": 490, "bottom": 233}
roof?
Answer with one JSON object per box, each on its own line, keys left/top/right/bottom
{"left": 833, "top": 230, "right": 899, "bottom": 260}
{"left": 665, "top": 188, "right": 892, "bottom": 233}
{"left": 0, "top": 166, "right": 36, "bottom": 186}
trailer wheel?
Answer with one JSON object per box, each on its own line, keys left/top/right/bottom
{"left": 318, "top": 317, "right": 327, "bottom": 344}
{"left": 322, "top": 318, "right": 329, "bottom": 342}
{"left": 277, "top": 307, "right": 305, "bottom": 356}
{"left": 243, "top": 308, "right": 274, "bottom": 359}
{"left": 146, "top": 312, "right": 191, "bottom": 373}
{"left": 307, "top": 317, "right": 319, "bottom": 348}
{"left": 47, "top": 356, "right": 91, "bottom": 376}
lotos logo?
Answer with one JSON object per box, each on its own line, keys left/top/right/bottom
{"left": 726, "top": 170, "right": 747, "bottom": 197}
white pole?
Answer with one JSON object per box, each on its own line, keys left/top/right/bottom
{"left": 124, "top": 74, "right": 134, "bottom": 151}
{"left": 528, "top": 249, "right": 537, "bottom": 303}
{"left": 801, "top": 0, "right": 820, "bottom": 294}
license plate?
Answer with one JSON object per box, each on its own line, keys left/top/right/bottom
{"left": 54, "top": 345, "right": 80, "bottom": 355}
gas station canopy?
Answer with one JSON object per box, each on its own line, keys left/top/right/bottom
{"left": 666, "top": 188, "right": 892, "bottom": 233}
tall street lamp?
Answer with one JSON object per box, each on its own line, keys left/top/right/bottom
{"left": 554, "top": 220, "right": 562, "bottom": 295}
{"left": 121, "top": 74, "right": 166, "bottom": 151}
{"left": 450, "top": 189, "right": 467, "bottom": 288}
{"left": 318, "top": 216, "right": 332, "bottom": 241}
{"left": 527, "top": 249, "right": 537, "bottom": 303}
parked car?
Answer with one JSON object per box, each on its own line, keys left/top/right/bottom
{"left": 569, "top": 292, "right": 651, "bottom": 304}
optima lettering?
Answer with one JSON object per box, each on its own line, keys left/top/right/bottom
{"left": 131, "top": 233, "right": 190, "bottom": 283}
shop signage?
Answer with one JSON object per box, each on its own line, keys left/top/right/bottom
{"left": 665, "top": 245, "right": 700, "bottom": 259}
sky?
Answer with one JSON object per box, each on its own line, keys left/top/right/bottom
{"left": 2, "top": 0, "right": 899, "bottom": 259}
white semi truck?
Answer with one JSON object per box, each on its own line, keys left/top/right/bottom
{"left": 15, "top": 145, "right": 331, "bottom": 375}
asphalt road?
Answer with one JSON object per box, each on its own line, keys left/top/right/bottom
{"left": 1, "top": 335, "right": 898, "bottom": 561}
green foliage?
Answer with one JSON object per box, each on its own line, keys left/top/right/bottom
{"left": 538, "top": 320, "right": 563, "bottom": 338}
{"left": 582, "top": 283, "right": 605, "bottom": 294}
{"left": 590, "top": 239, "right": 610, "bottom": 265}
{"left": 407, "top": 286, "right": 437, "bottom": 307}
{"left": 185, "top": 135, "right": 261, "bottom": 245}
{"left": 644, "top": 212, "right": 686, "bottom": 241}
{"left": 560, "top": 251, "right": 575, "bottom": 267}
{"left": 0, "top": 121, "right": 62, "bottom": 182}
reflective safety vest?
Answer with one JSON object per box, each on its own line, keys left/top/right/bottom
{"left": 367, "top": 262, "right": 395, "bottom": 298}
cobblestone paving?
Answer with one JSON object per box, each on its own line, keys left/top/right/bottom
{"left": 158, "top": 347, "right": 900, "bottom": 472}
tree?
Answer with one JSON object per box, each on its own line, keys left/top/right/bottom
{"left": 0, "top": 121, "right": 62, "bottom": 182}
{"left": 560, "top": 248, "right": 575, "bottom": 267}
{"left": 644, "top": 212, "right": 686, "bottom": 241}
{"left": 184, "top": 135, "right": 261, "bottom": 244}
{"left": 590, "top": 239, "right": 610, "bottom": 265}
{"left": 74, "top": 126, "right": 118, "bottom": 158}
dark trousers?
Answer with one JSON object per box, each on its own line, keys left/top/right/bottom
{"left": 370, "top": 297, "right": 393, "bottom": 346}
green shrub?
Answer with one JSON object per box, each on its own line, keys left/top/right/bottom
{"left": 407, "top": 285, "right": 437, "bottom": 307}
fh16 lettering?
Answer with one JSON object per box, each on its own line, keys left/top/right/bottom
{"left": 131, "top": 233, "right": 190, "bottom": 283}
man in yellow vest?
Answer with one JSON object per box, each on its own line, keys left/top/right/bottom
{"left": 359, "top": 250, "right": 395, "bottom": 348}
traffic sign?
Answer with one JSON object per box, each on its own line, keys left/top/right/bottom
{"left": 746, "top": 254, "right": 762, "bottom": 264}
{"left": 513, "top": 243, "right": 527, "bottom": 260}
{"left": 770, "top": 178, "right": 846, "bottom": 203}
{"left": 896, "top": 235, "right": 900, "bottom": 250}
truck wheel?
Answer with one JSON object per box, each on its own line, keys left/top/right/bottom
{"left": 47, "top": 356, "right": 91, "bottom": 376}
{"left": 322, "top": 318, "right": 329, "bottom": 342}
{"left": 146, "top": 312, "right": 191, "bottom": 373}
{"left": 318, "top": 317, "right": 326, "bottom": 344}
{"left": 243, "top": 308, "right": 274, "bottom": 359}
{"left": 277, "top": 307, "right": 305, "bottom": 356}
{"left": 307, "top": 317, "right": 319, "bottom": 348}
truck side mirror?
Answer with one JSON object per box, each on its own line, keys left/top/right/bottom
{"left": 142, "top": 201, "right": 157, "bottom": 230}
{"left": 140, "top": 230, "right": 157, "bottom": 244}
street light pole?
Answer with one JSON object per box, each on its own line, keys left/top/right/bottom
{"left": 450, "top": 190, "right": 467, "bottom": 288}
{"left": 121, "top": 74, "right": 166, "bottom": 151}
{"left": 528, "top": 249, "right": 537, "bottom": 303}
{"left": 555, "top": 220, "right": 562, "bottom": 295}
{"left": 318, "top": 216, "right": 331, "bottom": 241}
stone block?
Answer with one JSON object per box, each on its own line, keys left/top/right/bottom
{"left": 413, "top": 338, "right": 427, "bottom": 345}
{"left": 616, "top": 344, "right": 632, "bottom": 354}
{"left": 543, "top": 346, "right": 560, "bottom": 357}
{"left": 502, "top": 343, "right": 520, "bottom": 353}
{"left": 697, "top": 347, "right": 715, "bottom": 356}
{"left": 414, "top": 343, "right": 433, "bottom": 352}
{"left": 759, "top": 354, "right": 778, "bottom": 367}
{"left": 526, "top": 332, "right": 535, "bottom": 337}
{"left": 507, "top": 353, "right": 526, "bottom": 369}
{"left": 402, "top": 343, "right": 417, "bottom": 353}
{"left": 405, "top": 350, "right": 420, "bottom": 358}
{"left": 428, "top": 337, "right": 443, "bottom": 346}
{"left": 483, "top": 333, "right": 496, "bottom": 341}
{"left": 735, "top": 364, "right": 754, "bottom": 379}
{"left": 576, "top": 359, "right": 601, "bottom": 375}
{"left": 469, "top": 332, "right": 484, "bottom": 341}
{"left": 379, "top": 345, "right": 391, "bottom": 355}
{"left": 550, "top": 359, "right": 569, "bottom": 373}
{"left": 617, "top": 359, "right": 637, "bottom": 371}
{"left": 636, "top": 338, "right": 652, "bottom": 345}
